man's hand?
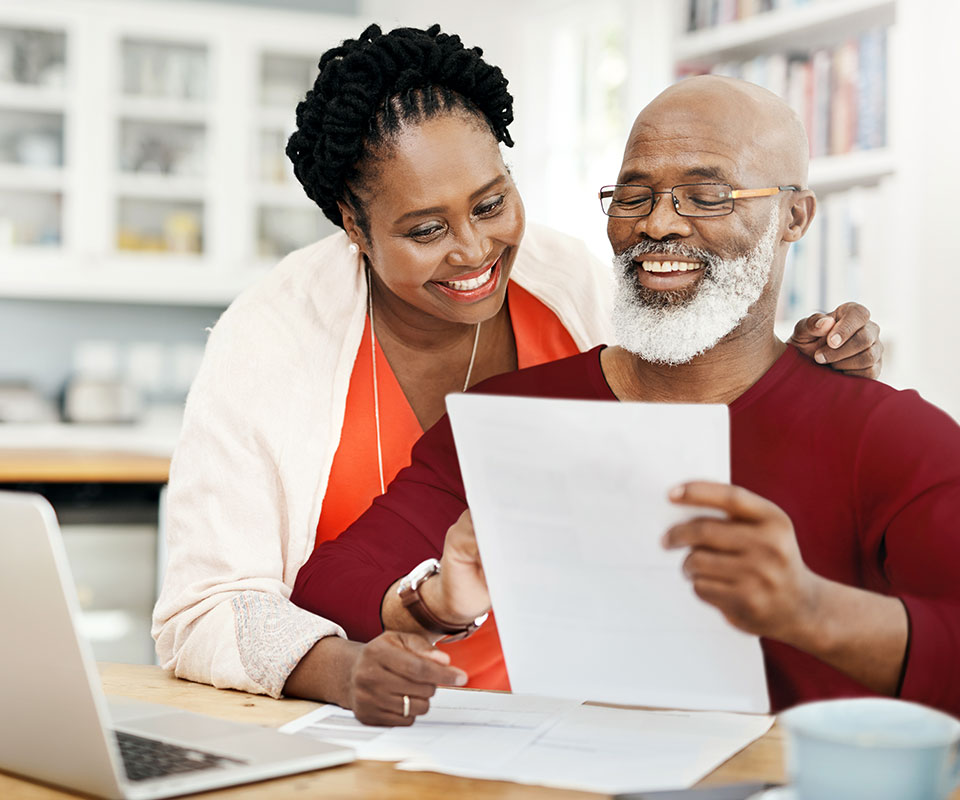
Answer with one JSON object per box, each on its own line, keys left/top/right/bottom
{"left": 346, "top": 631, "right": 467, "bottom": 726}
{"left": 662, "top": 481, "right": 909, "bottom": 695}
{"left": 422, "top": 510, "right": 491, "bottom": 626}
{"left": 662, "top": 481, "right": 825, "bottom": 647}
{"left": 788, "top": 301, "right": 883, "bottom": 378}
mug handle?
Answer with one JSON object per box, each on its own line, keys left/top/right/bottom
{"left": 953, "top": 742, "right": 960, "bottom": 789}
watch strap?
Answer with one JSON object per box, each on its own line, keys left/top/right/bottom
{"left": 398, "top": 579, "right": 480, "bottom": 642}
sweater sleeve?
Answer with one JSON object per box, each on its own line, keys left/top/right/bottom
{"left": 291, "top": 414, "right": 467, "bottom": 642}
{"left": 855, "top": 390, "right": 960, "bottom": 716}
{"left": 151, "top": 308, "right": 344, "bottom": 698}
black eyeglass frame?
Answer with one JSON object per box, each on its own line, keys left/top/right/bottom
{"left": 598, "top": 183, "right": 802, "bottom": 218}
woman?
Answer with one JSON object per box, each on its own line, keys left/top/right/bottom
{"left": 152, "top": 24, "right": 881, "bottom": 725}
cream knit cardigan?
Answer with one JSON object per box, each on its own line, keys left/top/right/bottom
{"left": 152, "top": 223, "right": 613, "bottom": 697}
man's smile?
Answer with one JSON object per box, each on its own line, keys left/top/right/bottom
{"left": 632, "top": 255, "right": 705, "bottom": 292}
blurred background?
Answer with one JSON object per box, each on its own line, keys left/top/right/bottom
{"left": 0, "top": 0, "right": 956, "bottom": 664}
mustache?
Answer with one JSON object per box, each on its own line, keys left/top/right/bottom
{"left": 613, "top": 240, "right": 718, "bottom": 274}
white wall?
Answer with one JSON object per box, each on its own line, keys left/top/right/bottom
{"left": 893, "top": 0, "right": 960, "bottom": 418}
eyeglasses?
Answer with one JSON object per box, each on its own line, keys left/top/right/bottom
{"left": 598, "top": 183, "right": 801, "bottom": 218}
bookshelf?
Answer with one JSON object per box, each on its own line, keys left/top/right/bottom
{"left": 0, "top": 0, "right": 353, "bottom": 306}
{"left": 672, "top": 0, "right": 902, "bottom": 374}
{"left": 677, "top": 0, "right": 895, "bottom": 61}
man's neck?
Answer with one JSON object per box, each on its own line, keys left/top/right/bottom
{"left": 601, "top": 315, "right": 787, "bottom": 405}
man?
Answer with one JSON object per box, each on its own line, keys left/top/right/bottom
{"left": 292, "top": 77, "right": 960, "bottom": 719}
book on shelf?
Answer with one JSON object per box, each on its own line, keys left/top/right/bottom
{"left": 686, "top": 0, "right": 813, "bottom": 32}
{"left": 857, "top": 27, "right": 887, "bottom": 150}
{"left": 677, "top": 28, "right": 888, "bottom": 158}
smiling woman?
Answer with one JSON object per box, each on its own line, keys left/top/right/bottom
{"left": 152, "top": 23, "right": 885, "bottom": 728}
{"left": 152, "top": 23, "right": 612, "bottom": 727}
{"left": 339, "top": 115, "right": 527, "bottom": 428}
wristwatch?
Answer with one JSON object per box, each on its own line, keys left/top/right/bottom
{"left": 397, "top": 558, "right": 487, "bottom": 642}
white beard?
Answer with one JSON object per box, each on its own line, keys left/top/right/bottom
{"left": 611, "top": 206, "right": 781, "bottom": 366}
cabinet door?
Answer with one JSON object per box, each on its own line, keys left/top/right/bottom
{"left": 250, "top": 49, "right": 338, "bottom": 264}
{"left": 0, "top": 20, "right": 68, "bottom": 249}
{"left": 112, "top": 34, "right": 210, "bottom": 257}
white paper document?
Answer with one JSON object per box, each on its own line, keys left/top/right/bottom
{"left": 279, "top": 689, "right": 582, "bottom": 764}
{"left": 445, "top": 394, "right": 769, "bottom": 714}
{"left": 280, "top": 689, "right": 774, "bottom": 794}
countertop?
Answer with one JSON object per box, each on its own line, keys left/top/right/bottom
{"left": 0, "top": 412, "right": 180, "bottom": 483}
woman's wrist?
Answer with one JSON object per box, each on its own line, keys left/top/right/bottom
{"left": 283, "top": 635, "right": 362, "bottom": 707}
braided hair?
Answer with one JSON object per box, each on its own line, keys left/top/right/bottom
{"left": 286, "top": 23, "right": 514, "bottom": 233}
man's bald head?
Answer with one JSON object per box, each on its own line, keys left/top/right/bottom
{"left": 630, "top": 75, "right": 809, "bottom": 187}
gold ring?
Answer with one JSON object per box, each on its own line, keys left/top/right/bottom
{"left": 402, "top": 694, "right": 410, "bottom": 717}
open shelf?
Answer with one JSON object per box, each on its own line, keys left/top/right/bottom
{"left": 0, "top": 163, "right": 65, "bottom": 192}
{"left": 808, "top": 148, "right": 896, "bottom": 193}
{"left": 114, "top": 173, "right": 206, "bottom": 201}
{"left": 0, "top": 257, "right": 266, "bottom": 306}
{"left": 0, "top": 83, "right": 67, "bottom": 112}
{"left": 676, "top": 0, "right": 896, "bottom": 63}
{"left": 116, "top": 95, "right": 208, "bottom": 124}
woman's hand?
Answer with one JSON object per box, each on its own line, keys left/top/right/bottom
{"left": 346, "top": 631, "right": 468, "bottom": 726}
{"left": 788, "top": 301, "right": 883, "bottom": 378}
{"left": 284, "top": 632, "right": 466, "bottom": 726}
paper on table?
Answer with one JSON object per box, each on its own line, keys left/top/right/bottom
{"left": 280, "top": 689, "right": 773, "bottom": 794}
{"left": 279, "top": 688, "right": 582, "bottom": 764}
{"left": 398, "top": 704, "right": 774, "bottom": 794}
{"left": 446, "top": 394, "right": 768, "bottom": 714}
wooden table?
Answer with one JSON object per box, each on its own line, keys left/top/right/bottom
{"left": 0, "top": 663, "right": 790, "bottom": 799}
{"left": 0, "top": 449, "right": 170, "bottom": 483}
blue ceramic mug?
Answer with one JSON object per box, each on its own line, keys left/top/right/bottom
{"left": 779, "top": 698, "right": 960, "bottom": 800}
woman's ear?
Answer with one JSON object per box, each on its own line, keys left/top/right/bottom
{"left": 783, "top": 190, "right": 816, "bottom": 243}
{"left": 337, "top": 200, "right": 367, "bottom": 254}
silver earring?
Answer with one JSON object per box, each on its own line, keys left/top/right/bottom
{"left": 348, "top": 242, "right": 359, "bottom": 255}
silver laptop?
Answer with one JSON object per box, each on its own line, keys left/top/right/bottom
{"left": 0, "top": 490, "right": 354, "bottom": 799}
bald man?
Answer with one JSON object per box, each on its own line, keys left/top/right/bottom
{"left": 293, "top": 77, "right": 960, "bottom": 718}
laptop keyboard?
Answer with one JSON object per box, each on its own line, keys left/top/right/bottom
{"left": 115, "top": 731, "right": 247, "bottom": 782}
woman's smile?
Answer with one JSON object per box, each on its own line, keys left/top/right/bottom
{"left": 431, "top": 254, "right": 504, "bottom": 302}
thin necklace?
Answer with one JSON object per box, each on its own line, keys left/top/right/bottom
{"left": 367, "top": 266, "right": 481, "bottom": 494}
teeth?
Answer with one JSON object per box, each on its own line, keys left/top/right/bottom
{"left": 641, "top": 260, "right": 703, "bottom": 274}
{"left": 441, "top": 264, "right": 496, "bottom": 291}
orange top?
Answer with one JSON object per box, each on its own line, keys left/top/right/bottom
{"left": 315, "top": 283, "right": 581, "bottom": 689}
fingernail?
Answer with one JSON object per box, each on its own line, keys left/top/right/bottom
{"left": 829, "top": 333, "right": 842, "bottom": 348}
{"left": 454, "top": 672, "right": 468, "bottom": 686}
{"left": 661, "top": 534, "right": 671, "bottom": 548}
{"left": 814, "top": 351, "right": 826, "bottom": 364}
{"left": 815, "top": 317, "right": 831, "bottom": 329}
{"left": 668, "top": 485, "right": 684, "bottom": 500}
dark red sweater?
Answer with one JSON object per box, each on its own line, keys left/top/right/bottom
{"left": 292, "top": 346, "right": 960, "bottom": 715}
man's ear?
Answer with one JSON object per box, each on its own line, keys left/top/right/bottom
{"left": 337, "top": 199, "right": 368, "bottom": 254}
{"left": 782, "top": 190, "right": 816, "bottom": 243}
